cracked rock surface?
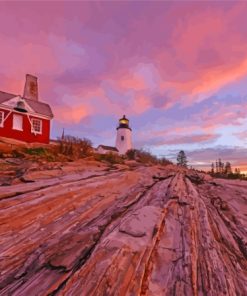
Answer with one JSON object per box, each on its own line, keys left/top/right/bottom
{"left": 0, "top": 163, "right": 246, "bottom": 296}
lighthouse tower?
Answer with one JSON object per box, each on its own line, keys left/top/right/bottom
{"left": 115, "top": 115, "right": 132, "bottom": 154}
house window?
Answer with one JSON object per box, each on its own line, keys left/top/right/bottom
{"left": 31, "top": 118, "right": 42, "bottom": 134}
{"left": 13, "top": 114, "right": 23, "bottom": 131}
{"left": 121, "top": 136, "right": 124, "bottom": 141}
{"left": 0, "top": 111, "right": 4, "bottom": 127}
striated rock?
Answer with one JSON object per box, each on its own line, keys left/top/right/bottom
{"left": 119, "top": 206, "right": 161, "bottom": 237}
{"left": 0, "top": 165, "right": 246, "bottom": 295}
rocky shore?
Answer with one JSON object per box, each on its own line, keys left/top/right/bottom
{"left": 0, "top": 160, "right": 246, "bottom": 295}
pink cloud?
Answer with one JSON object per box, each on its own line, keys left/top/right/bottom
{"left": 163, "top": 134, "right": 220, "bottom": 145}
{"left": 192, "top": 103, "right": 247, "bottom": 131}
{"left": 1, "top": 1, "right": 247, "bottom": 145}
{"left": 135, "top": 133, "right": 220, "bottom": 148}
{"left": 233, "top": 130, "right": 247, "bottom": 140}
{"left": 55, "top": 104, "right": 92, "bottom": 124}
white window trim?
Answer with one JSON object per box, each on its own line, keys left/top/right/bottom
{"left": 0, "top": 111, "right": 4, "bottom": 127}
{"left": 31, "top": 118, "right": 42, "bottom": 135}
{"left": 13, "top": 114, "right": 23, "bottom": 131}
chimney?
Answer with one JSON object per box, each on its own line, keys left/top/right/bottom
{"left": 23, "top": 74, "right": 38, "bottom": 101}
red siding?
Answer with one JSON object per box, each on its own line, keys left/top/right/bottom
{"left": 0, "top": 108, "right": 51, "bottom": 144}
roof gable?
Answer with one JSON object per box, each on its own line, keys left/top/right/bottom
{"left": 0, "top": 91, "right": 53, "bottom": 118}
{"left": 3, "top": 96, "right": 35, "bottom": 113}
{"left": 24, "top": 98, "right": 53, "bottom": 118}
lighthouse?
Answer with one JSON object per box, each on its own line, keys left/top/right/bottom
{"left": 115, "top": 115, "right": 132, "bottom": 154}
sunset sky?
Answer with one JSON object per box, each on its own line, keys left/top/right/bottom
{"left": 1, "top": 1, "right": 247, "bottom": 171}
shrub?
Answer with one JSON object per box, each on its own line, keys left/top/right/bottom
{"left": 94, "top": 152, "right": 124, "bottom": 164}
{"left": 158, "top": 157, "right": 173, "bottom": 166}
{"left": 126, "top": 149, "right": 172, "bottom": 166}
{"left": 57, "top": 135, "right": 93, "bottom": 159}
{"left": 12, "top": 149, "right": 25, "bottom": 158}
{"left": 126, "top": 149, "right": 137, "bottom": 160}
{"left": 137, "top": 149, "right": 158, "bottom": 164}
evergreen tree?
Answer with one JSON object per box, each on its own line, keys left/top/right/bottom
{"left": 225, "top": 162, "right": 232, "bottom": 174}
{"left": 218, "top": 158, "right": 222, "bottom": 173}
{"left": 235, "top": 168, "right": 241, "bottom": 175}
{"left": 211, "top": 162, "right": 215, "bottom": 174}
{"left": 221, "top": 162, "right": 225, "bottom": 174}
{"left": 177, "top": 150, "right": 188, "bottom": 167}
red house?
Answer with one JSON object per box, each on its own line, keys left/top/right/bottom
{"left": 0, "top": 74, "right": 53, "bottom": 144}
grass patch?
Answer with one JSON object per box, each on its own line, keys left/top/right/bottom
{"left": 24, "top": 147, "right": 47, "bottom": 155}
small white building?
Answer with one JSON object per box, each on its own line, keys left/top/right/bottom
{"left": 96, "top": 145, "right": 119, "bottom": 154}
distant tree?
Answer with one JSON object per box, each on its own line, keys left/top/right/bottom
{"left": 209, "top": 159, "right": 246, "bottom": 180}
{"left": 211, "top": 162, "right": 215, "bottom": 174}
{"left": 221, "top": 163, "right": 225, "bottom": 174}
{"left": 218, "top": 158, "right": 223, "bottom": 174}
{"left": 216, "top": 160, "right": 219, "bottom": 173}
{"left": 235, "top": 168, "right": 241, "bottom": 175}
{"left": 225, "top": 162, "right": 232, "bottom": 174}
{"left": 177, "top": 150, "right": 188, "bottom": 168}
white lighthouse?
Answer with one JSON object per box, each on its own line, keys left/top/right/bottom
{"left": 115, "top": 115, "right": 132, "bottom": 155}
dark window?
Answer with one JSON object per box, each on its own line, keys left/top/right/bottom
{"left": 121, "top": 136, "right": 124, "bottom": 141}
